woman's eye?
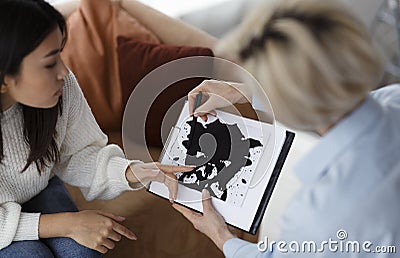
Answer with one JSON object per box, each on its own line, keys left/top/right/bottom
{"left": 45, "top": 62, "right": 57, "bottom": 69}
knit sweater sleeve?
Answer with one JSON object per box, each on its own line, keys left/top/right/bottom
{"left": 53, "top": 71, "right": 135, "bottom": 201}
{"left": 0, "top": 203, "right": 40, "bottom": 249}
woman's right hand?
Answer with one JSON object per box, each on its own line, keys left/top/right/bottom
{"left": 188, "top": 80, "right": 250, "bottom": 121}
{"left": 65, "top": 210, "right": 136, "bottom": 254}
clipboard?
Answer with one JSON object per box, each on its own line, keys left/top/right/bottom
{"left": 149, "top": 102, "right": 295, "bottom": 234}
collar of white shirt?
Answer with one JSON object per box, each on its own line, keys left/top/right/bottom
{"left": 294, "top": 96, "right": 384, "bottom": 186}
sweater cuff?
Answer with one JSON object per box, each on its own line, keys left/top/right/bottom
{"left": 107, "top": 157, "right": 144, "bottom": 192}
{"left": 107, "top": 156, "right": 133, "bottom": 193}
{"left": 13, "top": 212, "right": 40, "bottom": 241}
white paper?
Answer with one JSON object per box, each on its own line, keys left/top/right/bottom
{"left": 149, "top": 102, "right": 288, "bottom": 232}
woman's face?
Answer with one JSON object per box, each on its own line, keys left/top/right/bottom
{"left": 1, "top": 28, "right": 68, "bottom": 109}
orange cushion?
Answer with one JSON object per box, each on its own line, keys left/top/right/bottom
{"left": 61, "top": 0, "right": 160, "bottom": 132}
{"left": 117, "top": 36, "right": 214, "bottom": 148}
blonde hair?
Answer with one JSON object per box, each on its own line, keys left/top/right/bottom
{"left": 215, "top": 0, "right": 383, "bottom": 130}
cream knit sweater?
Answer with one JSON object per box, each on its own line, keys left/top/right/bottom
{"left": 0, "top": 71, "right": 135, "bottom": 250}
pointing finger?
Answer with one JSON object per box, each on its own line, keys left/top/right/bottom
{"left": 112, "top": 222, "right": 137, "bottom": 241}
{"left": 97, "top": 210, "right": 125, "bottom": 222}
{"left": 157, "top": 164, "right": 195, "bottom": 174}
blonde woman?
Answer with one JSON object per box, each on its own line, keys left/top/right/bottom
{"left": 173, "top": 0, "right": 400, "bottom": 257}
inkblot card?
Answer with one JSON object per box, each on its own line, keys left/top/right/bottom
{"left": 168, "top": 109, "right": 268, "bottom": 207}
{"left": 149, "top": 101, "right": 294, "bottom": 234}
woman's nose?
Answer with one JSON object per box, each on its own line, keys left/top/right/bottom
{"left": 57, "top": 58, "right": 69, "bottom": 80}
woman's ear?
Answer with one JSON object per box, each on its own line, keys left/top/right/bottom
{"left": 1, "top": 74, "right": 16, "bottom": 93}
{"left": 0, "top": 72, "right": 7, "bottom": 93}
{"left": 0, "top": 84, "right": 7, "bottom": 94}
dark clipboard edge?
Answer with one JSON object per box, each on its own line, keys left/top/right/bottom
{"left": 147, "top": 130, "right": 295, "bottom": 235}
{"left": 248, "top": 130, "right": 295, "bottom": 234}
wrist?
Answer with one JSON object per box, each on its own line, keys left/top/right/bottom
{"left": 227, "top": 82, "right": 251, "bottom": 104}
{"left": 125, "top": 166, "right": 138, "bottom": 184}
{"left": 39, "top": 212, "right": 75, "bottom": 238}
{"left": 125, "top": 164, "right": 146, "bottom": 189}
{"left": 214, "top": 226, "right": 236, "bottom": 251}
{"left": 62, "top": 212, "right": 76, "bottom": 238}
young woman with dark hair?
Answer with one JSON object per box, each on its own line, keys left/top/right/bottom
{"left": 0, "top": 0, "right": 193, "bottom": 257}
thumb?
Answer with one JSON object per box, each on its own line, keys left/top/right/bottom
{"left": 202, "top": 189, "right": 214, "bottom": 213}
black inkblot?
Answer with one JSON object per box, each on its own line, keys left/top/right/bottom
{"left": 245, "top": 158, "right": 252, "bottom": 166}
{"left": 178, "top": 118, "right": 262, "bottom": 202}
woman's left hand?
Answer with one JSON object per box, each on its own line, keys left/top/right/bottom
{"left": 125, "top": 162, "right": 194, "bottom": 202}
{"left": 172, "top": 189, "right": 236, "bottom": 250}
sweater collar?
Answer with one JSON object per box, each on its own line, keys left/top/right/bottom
{"left": 2, "top": 103, "right": 20, "bottom": 121}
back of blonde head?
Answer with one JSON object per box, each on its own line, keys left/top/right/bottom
{"left": 216, "top": 0, "right": 383, "bottom": 130}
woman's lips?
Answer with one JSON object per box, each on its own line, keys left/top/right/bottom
{"left": 54, "top": 88, "right": 63, "bottom": 96}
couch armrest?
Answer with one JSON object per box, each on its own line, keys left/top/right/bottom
{"left": 53, "top": 0, "right": 217, "bottom": 49}
{"left": 118, "top": 0, "right": 217, "bottom": 48}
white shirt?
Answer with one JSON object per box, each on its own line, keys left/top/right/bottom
{"left": 224, "top": 85, "right": 400, "bottom": 257}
